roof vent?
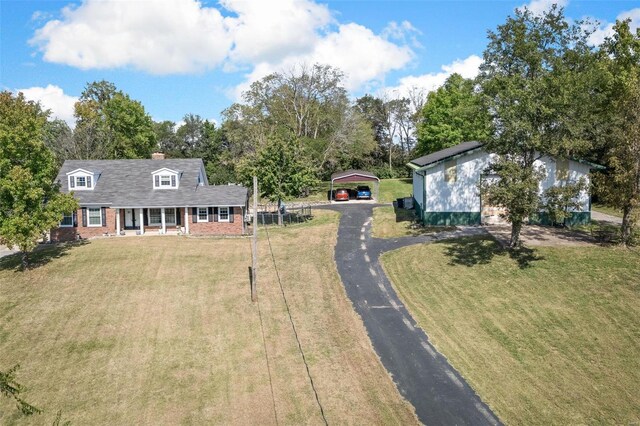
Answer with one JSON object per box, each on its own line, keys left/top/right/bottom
{"left": 152, "top": 152, "right": 165, "bottom": 160}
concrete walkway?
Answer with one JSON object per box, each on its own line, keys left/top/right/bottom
{"left": 591, "top": 210, "right": 623, "bottom": 225}
{"left": 322, "top": 204, "right": 500, "bottom": 425}
{"left": 0, "top": 245, "right": 18, "bottom": 260}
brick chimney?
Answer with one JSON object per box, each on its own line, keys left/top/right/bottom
{"left": 151, "top": 152, "right": 165, "bottom": 160}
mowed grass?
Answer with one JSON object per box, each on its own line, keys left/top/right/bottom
{"left": 377, "top": 178, "right": 413, "bottom": 203}
{"left": 0, "top": 210, "right": 416, "bottom": 425}
{"left": 372, "top": 206, "right": 455, "bottom": 238}
{"left": 381, "top": 236, "right": 640, "bottom": 425}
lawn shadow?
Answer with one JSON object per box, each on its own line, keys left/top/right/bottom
{"left": 0, "top": 240, "right": 90, "bottom": 272}
{"left": 438, "top": 236, "right": 544, "bottom": 269}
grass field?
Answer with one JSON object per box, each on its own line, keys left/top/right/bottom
{"left": 381, "top": 236, "right": 640, "bottom": 425}
{"left": 285, "top": 178, "right": 413, "bottom": 204}
{"left": 0, "top": 211, "right": 416, "bottom": 425}
{"left": 372, "top": 206, "right": 455, "bottom": 238}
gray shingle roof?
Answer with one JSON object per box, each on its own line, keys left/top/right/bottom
{"left": 56, "top": 159, "right": 248, "bottom": 207}
{"left": 409, "top": 141, "right": 483, "bottom": 168}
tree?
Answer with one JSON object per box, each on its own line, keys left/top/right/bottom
{"left": 354, "top": 94, "right": 415, "bottom": 175}
{"left": 104, "top": 92, "right": 156, "bottom": 159}
{"left": 238, "top": 133, "right": 317, "bottom": 211}
{"left": 69, "top": 80, "right": 155, "bottom": 159}
{"left": 153, "top": 120, "right": 179, "bottom": 156}
{"left": 541, "top": 178, "right": 588, "bottom": 227}
{"left": 0, "top": 92, "right": 78, "bottom": 268}
{"left": 43, "top": 119, "right": 74, "bottom": 166}
{"left": 595, "top": 20, "right": 640, "bottom": 246}
{"left": 416, "top": 73, "right": 491, "bottom": 155}
{"left": 223, "top": 64, "right": 358, "bottom": 179}
{"left": 1, "top": 365, "right": 41, "bottom": 416}
{"left": 478, "top": 6, "right": 593, "bottom": 247}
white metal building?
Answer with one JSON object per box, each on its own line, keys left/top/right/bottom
{"left": 408, "top": 141, "right": 595, "bottom": 226}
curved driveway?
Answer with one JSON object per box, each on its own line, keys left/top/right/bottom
{"left": 322, "top": 204, "right": 500, "bottom": 425}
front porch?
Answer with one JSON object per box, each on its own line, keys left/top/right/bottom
{"left": 116, "top": 207, "right": 192, "bottom": 236}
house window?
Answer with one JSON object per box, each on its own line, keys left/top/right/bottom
{"left": 160, "top": 175, "right": 171, "bottom": 186}
{"left": 197, "top": 207, "right": 208, "bottom": 222}
{"left": 88, "top": 208, "right": 102, "bottom": 227}
{"left": 60, "top": 212, "right": 74, "bottom": 227}
{"left": 444, "top": 159, "right": 457, "bottom": 183}
{"left": 76, "top": 176, "right": 86, "bottom": 187}
{"left": 165, "top": 208, "right": 176, "bottom": 224}
{"left": 219, "top": 207, "right": 230, "bottom": 222}
{"left": 148, "top": 208, "right": 162, "bottom": 225}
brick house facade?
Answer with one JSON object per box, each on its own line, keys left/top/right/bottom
{"left": 51, "top": 158, "right": 248, "bottom": 242}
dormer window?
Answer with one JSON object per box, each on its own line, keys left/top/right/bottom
{"left": 67, "top": 169, "right": 96, "bottom": 191}
{"left": 152, "top": 168, "right": 179, "bottom": 189}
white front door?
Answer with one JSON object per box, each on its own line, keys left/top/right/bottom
{"left": 124, "top": 208, "right": 138, "bottom": 228}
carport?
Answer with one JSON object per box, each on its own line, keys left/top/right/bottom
{"left": 330, "top": 170, "right": 380, "bottom": 201}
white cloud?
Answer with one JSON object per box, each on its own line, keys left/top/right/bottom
{"left": 232, "top": 23, "right": 414, "bottom": 99}
{"left": 520, "top": 0, "right": 568, "bottom": 15}
{"left": 382, "top": 55, "right": 482, "bottom": 99}
{"left": 30, "top": 0, "right": 232, "bottom": 74}
{"left": 222, "top": 0, "right": 333, "bottom": 64}
{"left": 587, "top": 8, "right": 640, "bottom": 46}
{"left": 31, "top": 0, "right": 415, "bottom": 95}
{"left": 17, "top": 84, "right": 78, "bottom": 127}
{"left": 382, "top": 20, "right": 422, "bottom": 48}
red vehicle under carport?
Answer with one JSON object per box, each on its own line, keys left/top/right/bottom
{"left": 330, "top": 170, "right": 380, "bottom": 202}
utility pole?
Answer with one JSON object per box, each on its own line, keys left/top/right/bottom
{"left": 251, "top": 176, "right": 258, "bottom": 302}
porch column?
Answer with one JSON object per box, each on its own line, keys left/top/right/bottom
{"left": 185, "top": 207, "right": 189, "bottom": 234}
{"left": 161, "top": 207, "right": 166, "bottom": 234}
{"left": 139, "top": 209, "right": 144, "bottom": 235}
{"left": 115, "top": 208, "right": 121, "bottom": 236}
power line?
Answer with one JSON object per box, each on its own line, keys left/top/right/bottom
{"left": 264, "top": 225, "right": 329, "bottom": 426}
{"left": 256, "top": 295, "right": 279, "bottom": 425}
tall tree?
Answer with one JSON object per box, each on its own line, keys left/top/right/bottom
{"left": 478, "top": 6, "right": 593, "bottom": 247}
{"left": 222, "top": 63, "right": 374, "bottom": 179}
{"left": 416, "top": 73, "right": 491, "bottom": 155}
{"left": 595, "top": 20, "right": 640, "bottom": 245}
{"left": 153, "top": 120, "right": 179, "bottom": 156}
{"left": 69, "top": 80, "right": 155, "bottom": 159}
{"left": 0, "top": 92, "right": 78, "bottom": 268}
{"left": 237, "top": 133, "right": 317, "bottom": 206}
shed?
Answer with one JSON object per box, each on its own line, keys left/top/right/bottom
{"left": 330, "top": 170, "right": 380, "bottom": 201}
{"left": 408, "top": 141, "right": 597, "bottom": 226}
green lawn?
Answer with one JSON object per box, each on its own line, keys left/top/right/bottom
{"left": 381, "top": 237, "right": 640, "bottom": 425}
{"left": 0, "top": 211, "right": 416, "bottom": 425}
{"left": 372, "top": 206, "right": 455, "bottom": 238}
{"left": 377, "top": 178, "right": 413, "bottom": 203}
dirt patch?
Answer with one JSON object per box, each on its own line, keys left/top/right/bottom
{"left": 485, "top": 224, "right": 597, "bottom": 247}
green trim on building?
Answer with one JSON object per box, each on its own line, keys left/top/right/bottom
{"left": 528, "top": 211, "right": 591, "bottom": 227}
{"left": 421, "top": 211, "right": 481, "bottom": 226}
{"left": 413, "top": 197, "right": 423, "bottom": 221}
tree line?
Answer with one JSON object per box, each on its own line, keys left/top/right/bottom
{"left": 1, "top": 5, "right": 639, "bottom": 269}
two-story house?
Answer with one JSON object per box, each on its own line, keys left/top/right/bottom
{"left": 51, "top": 156, "right": 248, "bottom": 242}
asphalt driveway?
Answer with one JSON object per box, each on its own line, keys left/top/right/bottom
{"left": 322, "top": 204, "right": 500, "bottom": 425}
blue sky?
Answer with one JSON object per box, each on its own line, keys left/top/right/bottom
{"left": 1, "top": 0, "right": 638, "bottom": 127}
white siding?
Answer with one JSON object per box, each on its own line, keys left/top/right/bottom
{"left": 424, "top": 149, "right": 493, "bottom": 213}
{"left": 537, "top": 156, "right": 591, "bottom": 212}
{"left": 416, "top": 149, "right": 591, "bottom": 213}
{"left": 412, "top": 171, "right": 424, "bottom": 210}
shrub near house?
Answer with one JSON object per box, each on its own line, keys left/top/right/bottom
{"left": 51, "top": 154, "right": 248, "bottom": 241}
